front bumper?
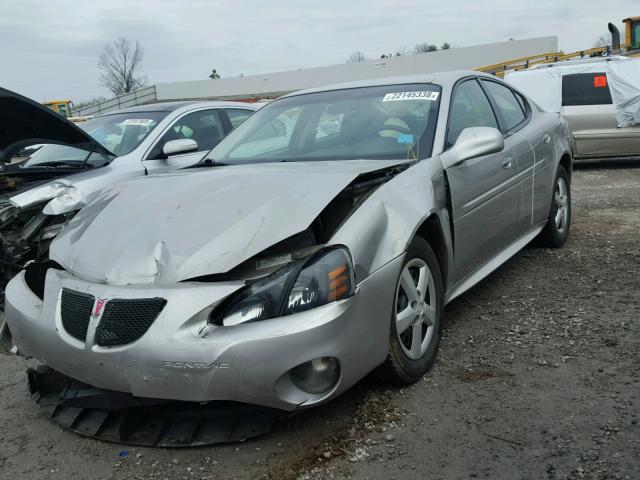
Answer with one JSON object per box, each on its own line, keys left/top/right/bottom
{"left": 3, "top": 256, "right": 403, "bottom": 411}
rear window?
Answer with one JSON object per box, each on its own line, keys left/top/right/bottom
{"left": 562, "top": 73, "right": 612, "bottom": 106}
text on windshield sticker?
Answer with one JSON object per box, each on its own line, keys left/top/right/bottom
{"left": 383, "top": 91, "right": 440, "bottom": 102}
{"left": 121, "top": 119, "right": 155, "bottom": 126}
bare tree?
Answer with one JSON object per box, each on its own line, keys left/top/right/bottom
{"left": 415, "top": 43, "right": 438, "bottom": 53}
{"left": 347, "top": 51, "right": 366, "bottom": 63}
{"left": 98, "top": 37, "right": 147, "bottom": 96}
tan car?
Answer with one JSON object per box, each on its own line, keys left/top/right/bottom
{"left": 561, "top": 70, "right": 640, "bottom": 158}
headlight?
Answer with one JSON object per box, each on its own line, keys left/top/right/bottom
{"left": 213, "top": 247, "right": 355, "bottom": 327}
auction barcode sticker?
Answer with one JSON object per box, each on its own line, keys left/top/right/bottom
{"left": 122, "top": 119, "right": 155, "bottom": 126}
{"left": 383, "top": 91, "right": 440, "bottom": 102}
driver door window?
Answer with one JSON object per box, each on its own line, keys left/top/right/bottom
{"left": 446, "top": 79, "right": 499, "bottom": 148}
{"left": 149, "top": 109, "right": 224, "bottom": 159}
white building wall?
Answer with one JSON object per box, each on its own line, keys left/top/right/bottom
{"left": 156, "top": 36, "right": 558, "bottom": 101}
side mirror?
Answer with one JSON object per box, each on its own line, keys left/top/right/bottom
{"left": 162, "top": 139, "right": 199, "bottom": 157}
{"left": 441, "top": 127, "right": 504, "bottom": 168}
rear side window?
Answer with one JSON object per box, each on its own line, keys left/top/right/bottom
{"left": 562, "top": 73, "right": 612, "bottom": 106}
{"left": 514, "top": 91, "right": 528, "bottom": 113}
{"left": 481, "top": 80, "right": 527, "bottom": 131}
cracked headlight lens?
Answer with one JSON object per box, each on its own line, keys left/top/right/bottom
{"left": 213, "top": 247, "right": 355, "bottom": 327}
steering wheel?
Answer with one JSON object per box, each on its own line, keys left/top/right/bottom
{"left": 376, "top": 123, "right": 413, "bottom": 137}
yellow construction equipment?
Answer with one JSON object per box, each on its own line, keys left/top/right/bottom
{"left": 477, "top": 16, "right": 640, "bottom": 77}
{"left": 42, "top": 100, "right": 73, "bottom": 118}
{"left": 477, "top": 47, "right": 612, "bottom": 77}
{"left": 623, "top": 17, "right": 640, "bottom": 50}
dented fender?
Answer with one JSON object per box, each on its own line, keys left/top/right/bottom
{"left": 331, "top": 158, "right": 450, "bottom": 283}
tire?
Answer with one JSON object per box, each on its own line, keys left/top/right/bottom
{"left": 377, "top": 236, "right": 444, "bottom": 385}
{"left": 538, "top": 165, "right": 571, "bottom": 248}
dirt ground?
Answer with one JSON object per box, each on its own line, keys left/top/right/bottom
{"left": 1, "top": 161, "right": 638, "bottom": 480}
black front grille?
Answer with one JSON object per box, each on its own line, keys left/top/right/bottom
{"left": 95, "top": 298, "right": 166, "bottom": 347}
{"left": 60, "top": 288, "right": 95, "bottom": 342}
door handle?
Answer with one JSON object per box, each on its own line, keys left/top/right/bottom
{"left": 502, "top": 156, "right": 513, "bottom": 169}
{"left": 543, "top": 133, "right": 551, "bottom": 144}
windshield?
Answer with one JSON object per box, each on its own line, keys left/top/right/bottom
{"left": 205, "top": 84, "right": 441, "bottom": 164}
{"left": 22, "top": 111, "right": 168, "bottom": 168}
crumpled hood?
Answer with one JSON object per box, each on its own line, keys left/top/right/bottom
{"left": 50, "top": 160, "right": 409, "bottom": 285}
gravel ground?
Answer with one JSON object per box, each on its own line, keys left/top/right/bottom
{"left": 0, "top": 161, "right": 638, "bottom": 480}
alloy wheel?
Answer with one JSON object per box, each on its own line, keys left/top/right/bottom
{"left": 394, "top": 258, "right": 437, "bottom": 360}
{"left": 554, "top": 176, "right": 569, "bottom": 233}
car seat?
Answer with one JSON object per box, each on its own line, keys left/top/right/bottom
{"left": 192, "top": 124, "right": 222, "bottom": 151}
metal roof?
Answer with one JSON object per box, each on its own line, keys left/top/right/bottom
{"left": 284, "top": 70, "right": 492, "bottom": 97}
{"left": 101, "top": 100, "right": 259, "bottom": 115}
{"left": 528, "top": 55, "right": 630, "bottom": 70}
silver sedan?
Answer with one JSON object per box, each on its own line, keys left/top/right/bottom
{"left": 2, "top": 70, "right": 572, "bottom": 413}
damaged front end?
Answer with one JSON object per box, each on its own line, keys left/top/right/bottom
{"left": 26, "top": 365, "right": 285, "bottom": 447}
{"left": 0, "top": 191, "right": 73, "bottom": 305}
{"left": 2, "top": 158, "right": 414, "bottom": 442}
{"left": 193, "top": 163, "right": 411, "bottom": 329}
{"left": 0, "top": 86, "right": 113, "bottom": 305}
{"left": 197, "top": 161, "right": 413, "bottom": 283}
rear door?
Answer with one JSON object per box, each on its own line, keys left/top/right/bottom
{"left": 562, "top": 72, "right": 640, "bottom": 158}
{"left": 479, "top": 79, "right": 537, "bottom": 235}
{"left": 444, "top": 78, "right": 522, "bottom": 283}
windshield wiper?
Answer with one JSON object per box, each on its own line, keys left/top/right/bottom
{"left": 189, "top": 159, "right": 228, "bottom": 168}
{"left": 24, "top": 161, "right": 93, "bottom": 169}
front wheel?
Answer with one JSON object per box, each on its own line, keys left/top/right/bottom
{"left": 377, "top": 237, "right": 444, "bottom": 385}
{"left": 538, "top": 165, "right": 571, "bottom": 248}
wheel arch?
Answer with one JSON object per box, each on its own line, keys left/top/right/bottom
{"left": 413, "top": 213, "right": 449, "bottom": 289}
{"left": 559, "top": 152, "right": 572, "bottom": 182}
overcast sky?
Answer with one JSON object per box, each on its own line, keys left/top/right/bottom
{"left": 1, "top": 0, "right": 636, "bottom": 102}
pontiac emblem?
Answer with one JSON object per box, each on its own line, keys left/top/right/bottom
{"left": 92, "top": 298, "right": 107, "bottom": 318}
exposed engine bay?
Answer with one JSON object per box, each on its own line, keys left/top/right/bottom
{"left": 0, "top": 173, "right": 72, "bottom": 304}
{"left": 0, "top": 85, "right": 117, "bottom": 303}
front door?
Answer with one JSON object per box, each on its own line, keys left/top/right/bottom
{"left": 444, "top": 78, "right": 522, "bottom": 283}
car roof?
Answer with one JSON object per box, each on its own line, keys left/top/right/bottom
{"left": 528, "top": 55, "right": 630, "bottom": 70}
{"left": 102, "top": 100, "right": 260, "bottom": 116}
{"left": 283, "top": 70, "right": 493, "bottom": 98}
